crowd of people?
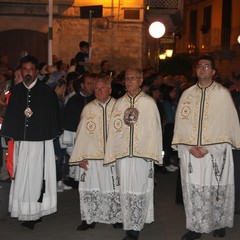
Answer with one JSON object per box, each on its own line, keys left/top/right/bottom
{"left": 0, "top": 43, "right": 240, "bottom": 240}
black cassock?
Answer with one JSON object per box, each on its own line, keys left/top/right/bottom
{"left": 1, "top": 80, "right": 61, "bottom": 141}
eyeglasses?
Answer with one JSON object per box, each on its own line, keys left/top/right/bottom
{"left": 125, "top": 75, "right": 142, "bottom": 81}
{"left": 196, "top": 64, "right": 212, "bottom": 70}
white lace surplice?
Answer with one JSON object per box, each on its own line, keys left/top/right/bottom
{"left": 179, "top": 144, "right": 234, "bottom": 233}
{"left": 117, "top": 157, "right": 154, "bottom": 231}
{"left": 79, "top": 160, "right": 122, "bottom": 224}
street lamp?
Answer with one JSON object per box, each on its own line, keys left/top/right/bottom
{"left": 159, "top": 53, "right": 166, "bottom": 60}
{"left": 165, "top": 49, "right": 173, "bottom": 57}
{"left": 149, "top": 21, "right": 166, "bottom": 38}
{"left": 148, "top": 21, "right": 166, "bottom": 71}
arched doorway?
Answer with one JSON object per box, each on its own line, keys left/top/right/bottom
{"left": 0, "top": 29, "right": 48, "bottom": 69}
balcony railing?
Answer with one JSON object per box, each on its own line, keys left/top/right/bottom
{"left": 148, "top": 0, "right": 180, "bottom": 9}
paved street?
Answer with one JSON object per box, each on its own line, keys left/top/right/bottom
{"left": 1, "top": 171, "right": 240, "bottom": 240}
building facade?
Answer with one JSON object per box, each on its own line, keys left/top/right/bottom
{"left": 176, "top": 0, "right": 240, "bottom": 79}
{"left": 0, "top": 0, "right": 182, "bottom": 74}
{"left": 1, "top": 0, "right": 238, "bottom": 79}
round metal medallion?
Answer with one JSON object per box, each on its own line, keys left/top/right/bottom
{"left": 124, "top": 107, "right": 139, "bottom": 126}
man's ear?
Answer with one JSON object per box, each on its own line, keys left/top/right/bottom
{"left": 212, "top": 69, "right": 216, "bottom": 77}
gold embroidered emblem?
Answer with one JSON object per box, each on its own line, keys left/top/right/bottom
{"left": 86, "top": 112, "right": 95, "bottom": 120}
{"left": 182, "top": 96, "right": 192, "bottom": 105}
{"left": 114, "top": 119, "right": 122, "bottom": 131}
{"left": 181, "top": 106, "right": 191, "bottom": 119}
{"left": 86, "top": 121, "right": 96, "bottom": 133}
{"left": 113, "top": 109, "right": 122, "bottom": 117}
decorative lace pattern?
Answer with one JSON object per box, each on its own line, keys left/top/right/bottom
{"left": 182, "top": 181, "right": 234, "bottom": 233}
{"left": 120, "top": 191, "right": 154, "bottom": 231}
{"left": 80, "top": 190, "right": 122, "bottom": 224}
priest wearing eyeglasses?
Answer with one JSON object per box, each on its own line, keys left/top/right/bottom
{"left": 172, "top": 55, "right": 240, "bottom": 240}
{"left": 104, "top": 67, "right": 163, "bottom": 240}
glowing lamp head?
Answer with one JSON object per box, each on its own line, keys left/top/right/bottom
{"left": 149, "top": 21, "right": 166, "bottom": 39}
{"left": 238, "top": 35, "right": 240, "bottom": 44}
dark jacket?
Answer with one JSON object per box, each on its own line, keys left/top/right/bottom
{"left": 0, "top": 80, "right": 61, "bottom": 141}
{"left": 63, "top": 93, "right": 95, "bottom": 132}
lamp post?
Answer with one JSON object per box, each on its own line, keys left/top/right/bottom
{"left": 48, "top": 0, "right": 53, "bottom": 66}
{"left": 149, "top": 21, "right": 166, "bottom": 71}
{"left": 88, "top": 10, "right": 93, "bottom": 60}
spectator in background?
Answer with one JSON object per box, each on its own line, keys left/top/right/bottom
{"left": 47, "top": 60, "right": 67, "bottom": 89}
{"left": 0, "top": 74, "right": 6, "bottom": 117}
{"left": 63, "top": 73, "right": 95, "bottom": 187}
{"left": 75, "top": 41, "right": 92, "bottom": 75}
{"left": 162, "top": 85, "right": 178, "bottom": 173}
{"left": 0, "top": 55, "right": 13, "bottom": 81}
{"left": 52, "top": 54, "right": 58, "bottom": 66}
{"left": 37, "top": 62, "right": 49, "bottom": 83}
{"left": 141, "top": 74, "right": 155, "bottom": 94}
{"left": 0, "top": 74, "right": 7, "bottom": 181}
{"left": 110, "top": 70, "right": 126, "bottom": 99}
{"left": 67, "top": 58, "right": 76, "bottom": 74}
{"left": 3, "top": 67, "right": 24, "bottom": 181}
{"left": 99, "top": 60, "right": 115, "bottom": 77}
{"left": 54, "top": 79, "right": 72, "bottom": 192}
{"left": 13, "top": 66, "right": 24, "bottom": 86}
{"left": 64, "top": 71, "right": 79, "bottom": 105}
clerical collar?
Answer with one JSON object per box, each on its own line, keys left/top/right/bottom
{"left": 23, "top": 78, "right": 37, "bottom": 89}
{"left": 127, "top": 89, "right": 142, "bottom": 98}
{"left": 80, "top": 91, "right": 92, "bottom": 97}
{"left": 197, "top": 80, "right": 214, "bottom": 89}
{"left": 97, "top": 96, "right": 111, "bottom": 106}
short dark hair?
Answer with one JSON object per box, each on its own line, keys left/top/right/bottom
{"left": 79, "top": 41, "right": 89, "bottom": 49}
{"left": 197, "top": 55, "right": 215, "bottom": 69}
{"left": 73, "top": 74, "right": 88, "bottom": 93}
{"left": 66, "top": 71, "right": 79, "bottom": 85}
{"left": 38, "top": 62, "right": 47, "bottom": 71}
{"left": 20, "top": 55, "right": 38, "bottom": 69}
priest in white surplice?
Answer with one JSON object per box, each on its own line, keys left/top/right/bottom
{"left": 104, "top": 67, "right": 162, "bottom": 240}
{"left": 69, "top": 76, "right": 122, "bottom": 230}
{"left": 172, "top": 55, "right": 240, "bottom": 240}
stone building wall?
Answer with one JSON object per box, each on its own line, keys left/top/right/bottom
{"left": 0, "top": 0, "right": 148, "bottom": 75}
{"left": 53, "top": 18, "right": 146, "bottom": 74}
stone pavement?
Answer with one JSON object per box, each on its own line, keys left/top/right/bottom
{"left": 0, "top": 171, "right": 240, "bottom": 240}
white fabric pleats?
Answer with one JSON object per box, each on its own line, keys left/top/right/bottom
{"left": 9, "top": 140, "right": 57, "bottom": 220}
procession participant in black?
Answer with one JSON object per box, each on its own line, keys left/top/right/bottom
{"left": 0, "top": 55, "right": 61, "bottom": 230}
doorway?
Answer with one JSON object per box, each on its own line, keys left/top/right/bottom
{"left": 0, "top": 29, "right": 48, "bottom": 69}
